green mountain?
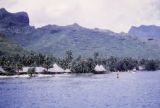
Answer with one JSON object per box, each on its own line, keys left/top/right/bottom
{"left": 0, "top": 8, "right": 160, "bottom": 59}
{"left": 128, "top": 25, "right": 160, "bottom": 47}
{"left": 22, "top": 24, "right": 159, "bottom": 59}
{"left": 0, "top": 34, "right": 25, "bottom": 55}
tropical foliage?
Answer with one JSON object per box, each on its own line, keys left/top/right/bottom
{"left": 0, "top": 51, "right": 160, "bottom": 75}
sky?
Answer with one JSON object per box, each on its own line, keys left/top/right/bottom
{"left": 0, "top": 0, "right": 160, "bottom": 32}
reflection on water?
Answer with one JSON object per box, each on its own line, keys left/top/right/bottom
{"left": 0, "top": 71, "right": 160, "bottom": 108}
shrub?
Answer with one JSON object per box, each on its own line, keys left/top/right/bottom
{"left": 145, "top": 60, "right": 159, "bottom": 71}
{"left": 27, "top": 67, "right": 35, "bottom": 77}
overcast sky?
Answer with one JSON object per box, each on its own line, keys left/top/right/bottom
{"left": 0, "top": 0, "right": 160, "bottom": 32}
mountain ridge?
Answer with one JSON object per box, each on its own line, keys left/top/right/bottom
{"left": 128, "top": 25, "right": 160, "bottom": 47}
{"left": 0, "top": 8, "right": 160, "bottom": 59}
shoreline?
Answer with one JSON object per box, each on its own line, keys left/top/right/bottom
{"left": 0, "top": 70, "right": 159, "bottom": 79}
{"left": 0, "top": 74, "right": 54, "bottom": 79}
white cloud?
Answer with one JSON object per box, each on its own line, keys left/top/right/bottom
{"left": 0, "top": 0, "right": 160, "bottom": 32}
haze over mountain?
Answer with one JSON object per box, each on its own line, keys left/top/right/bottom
{"left": 128, "top": 25, "right": 160, "bottom": 47}
{"left": 1, "top": 0, "right": 160, "bottom": 32}
{"left": 0, "top": 8, "right": 160, "bottom": 59}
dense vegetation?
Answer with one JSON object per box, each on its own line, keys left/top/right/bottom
{"left": 0, "top": 51, "right": 160, "bottom": 75}
{"left": 0, "top": 33, "right": 26, "bottom": 56}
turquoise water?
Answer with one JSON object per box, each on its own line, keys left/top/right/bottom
{"left": 0, "top": 71, "right": 160, "bottom": 108}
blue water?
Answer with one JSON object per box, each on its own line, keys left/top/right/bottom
{"left": 0, "top": 71, "right": 160, "bottom": 108}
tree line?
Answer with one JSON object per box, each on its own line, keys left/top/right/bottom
{"left": 0, "top": 51, "right": 160, "bottom": 75}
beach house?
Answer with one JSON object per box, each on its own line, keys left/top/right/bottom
{"left": 94, "top": 64, "right": 106, "bottom": 74}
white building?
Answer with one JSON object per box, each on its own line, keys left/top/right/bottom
{"left": 35, "top": 67, "right": 46, "bottom": 73}
{"left": 48, "top": 63, "right": 65, "bottom": 73}
{"left": 64, "top": 69, "right": 71, "bottom": 73}
{"left": 19, "top": 67, "right": 33, "bottom": 73}
{"left": 94, "top": 65, "right": 106, "bottom": 72}
{"left": 132, "top": 68, "right": 137, "bottom": 72}
{"left": 138, "top": 66, "right": 145, "bottom": 71}
{"left": 18, "top": 67, "right": 47, "bottom": 74}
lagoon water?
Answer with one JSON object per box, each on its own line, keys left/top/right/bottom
{"left": 0, "top": 71, "right": 160, "bottom": 108}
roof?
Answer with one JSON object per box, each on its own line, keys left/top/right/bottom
{"left": 48, "top": 63, "right": 64, "bottom": 72}
{"left": 18, "top": 67, "right": 46, "bottom": 73}
{"left": 0, "top": 67, "right": 5, "bottom": 72}
{"left": 94, "top": 65, "right": 106, "bottom": 72}
{"left": 19, "top": 67, "right": 33, "bottom": 73}
{"left": 138, "top": 66, "right": 145, "bottom": 70}
{"left": 64, "top": 69, "right": 71, "bottom": 73}
{"left": 35, "top": 67, "right": 46, "bottom": 73}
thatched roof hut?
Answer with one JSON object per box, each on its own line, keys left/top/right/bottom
{"left": 64, "top": 69, "right": 71, "bottom": 73}
{"left": 0, "top": 67, "right": 7, "bottom": 75}
{"left": 35, "top": 67, "right": 46, "bottom": 73}
{"left": 19, "top": 67, "right": 31, "bottom": 73}
{"left": 48, "top": 63, "right": 65, "bottom": 74}
{"left": 94, "top": 65, "right": 106, "bottom": 74}
{"left": 0, "top": 66, "right": 5, "bottom": 73}
{"left": 19, "top": 67, "right": 34, "bottom": 74}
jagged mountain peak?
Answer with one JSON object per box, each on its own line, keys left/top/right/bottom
{"left": 66, "top": 23, "right": 84, "bottom": 29}
{"left": 0, "top": 8, "right": 7, "bottom": 13}
{"left": 70, "top": 23, "right": 81, "bottom": 27}
{"left": 0, "top": 8, "right": 29, "bottom": 27}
